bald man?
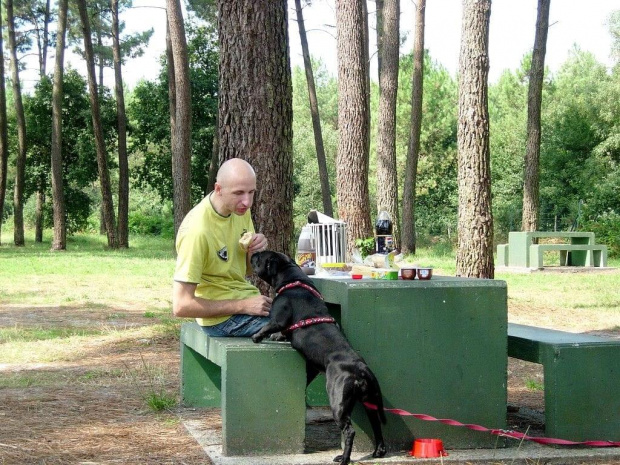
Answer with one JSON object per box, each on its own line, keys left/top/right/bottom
{"left": 172, "top": 158, "right": 272, "bottom": 337}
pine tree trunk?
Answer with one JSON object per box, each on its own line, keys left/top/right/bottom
{"left": 294, "top": 0, "right": 333, "bottom": 218}
{"left": 7, "top": 0, "right": 27, "bottom": 246}
{"left": 217, "top": 0, "right": 294, "bottom": 264}
{"left": 35, "top": 188, "right": 44, "bottom": 242}
{"left": 335, "top": 0, "right": 373, "bottom": 257}
{"left": 77, "top": 0, "right": 117, "bottom": 248}
{"left": 522, "top": 0, "right": 550, "bottom": 232}
{"left": 50, "top": 0, "right": 68, "bottom": 251}
{"left": 375, "top": 0, "right": 400, "bottom": 249}
{"left": 402, "top": 0, "right": 426, "bottom": 255}
{"left": 112, "top": 0, "right": 129, "bottom": 248}
{"left": 206, "top": 112, "right": 218, "bottom": 195}
{"left": 167, "top": 0, "right": 192, "bottom": 239}
{"left": 456, "top": 0, "right": 494, "bottom": 279}
{"left": 0, "top": 6, "right": 8, "bottom": 245}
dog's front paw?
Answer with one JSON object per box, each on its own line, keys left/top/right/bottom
{"left": 251, "top": 334, "right": 264, "bottom": 343}
{"left": 372, "top": 442, "right": 387, "bottom": 458}
{"left": 332, "top": 454, "right": 349, "bottom": 464}
{"left": 268, "top": 332, "right": 286, "bottom": 342}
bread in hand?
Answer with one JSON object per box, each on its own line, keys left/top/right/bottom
{"left": 239, "top": 232, "right": 254, "bottom": 251}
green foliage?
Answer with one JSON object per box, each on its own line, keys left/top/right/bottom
{"left": 396, "top": 52, "right": 459, "bottom": 237}
{"left": 538, "top": 49, "right": 612, "bottom": 231}
{"left": 489, "top": 67, "right": 528, "bottom": 235}
{"left": 128, "top": 21, "right": 219, "bottom": 205}
{"left": 145, "top": 392, "right": 177, "bottom": 411}
{"left": 583, "top": 212, "right": 620, "bottom": 257}
{"left": 22, "top": 69, "right": 116, "bottom": 234}
{"left": 291, "top": 60, "right": 339, "bottom": 231}
{"left": 127, "top": 187, "right": 174, "bottom": 238}
{"left": 355, "top": 237, "right": 375, "bottom": 259}
{"left": 525, "top": 379, "right": 544, "bottom": 391}
{"left": 128, "top": 213, "right": 174, "bottom": 238}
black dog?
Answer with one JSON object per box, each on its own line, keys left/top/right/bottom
{"left": 251, "top": 251, "right": 387, "bottom": 465}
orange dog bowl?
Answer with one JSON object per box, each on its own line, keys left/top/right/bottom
{"left": 409, "top": 438, "right": 447, "bottom": 458}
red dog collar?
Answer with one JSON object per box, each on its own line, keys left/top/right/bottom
{"left": 276, "top": 280, "right": 323, "bottom": 300}
{"left": 283, "top": 316, "right": 336, "bottom": 334}
{"left": 276, "top": 281, "right": 332, "bottom": 334}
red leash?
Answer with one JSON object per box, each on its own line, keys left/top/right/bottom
{"left": 363, "top": 403, "right": 620, "bottom": 447}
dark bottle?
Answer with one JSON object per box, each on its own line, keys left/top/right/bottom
{"left": 375, "top": 211, "right": 394, "bottom": 254}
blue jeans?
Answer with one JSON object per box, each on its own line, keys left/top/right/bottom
{"left": 199, "top": 314, "right": 270, "bottom": 337}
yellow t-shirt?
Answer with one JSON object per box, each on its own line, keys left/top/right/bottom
{"left": 173, "top": 194, "right": 259, "bottom": 326}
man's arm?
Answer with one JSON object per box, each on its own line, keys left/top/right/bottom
{"left": 172, "top": 281, "right": 272, "bottom": 319}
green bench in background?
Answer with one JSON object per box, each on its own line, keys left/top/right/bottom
{"left": 497, "top": 231, "right": 608, "bottom": 269}
{"left": 508, "top": 323, "right": 620, "bottom": 441}
{"left": 180, "top": 321, "right": 327, "bottom": 456}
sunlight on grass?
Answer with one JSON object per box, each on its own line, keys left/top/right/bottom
{"left": 0, "top": 325, "right": 172, "bottom": 365}
{"left": 0, "top": 326, "right": 104, "bottom": 343}
{"left": 0, "top": 233, "right": 175, "bottom": 310}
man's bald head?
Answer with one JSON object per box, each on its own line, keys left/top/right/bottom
{"left": 216, "top": 158, "right": 256, "bottom": 186}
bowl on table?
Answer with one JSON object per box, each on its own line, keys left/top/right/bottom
{"left": 400, "top": 267, "right": 417, "bottom": 280}
{"left": 417, "top": 267, "right": 433, "bottom": 280}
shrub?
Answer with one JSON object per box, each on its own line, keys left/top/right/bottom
{"left": 583, "top": 212, "right": 620, "bottom": 258}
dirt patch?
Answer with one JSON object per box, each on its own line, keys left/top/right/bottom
{"left": 1, "top": 273, "right": 619, "bottom": 464}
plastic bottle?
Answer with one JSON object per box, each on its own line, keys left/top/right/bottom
{"left": 375, "top": 211, "right": 393, "bottom": 254}
{"left": 295, "top": 225, "right": 316, "bottom": 269}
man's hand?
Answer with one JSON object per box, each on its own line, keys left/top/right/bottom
{"left": 247, "top": 233, "right": 268, "bottom": 255}
{"left": 244, "top": 294, "right": 272, "bottom": 317}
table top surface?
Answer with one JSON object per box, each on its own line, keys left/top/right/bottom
{"left": 311, "top": 274, "right": 507, "bottom": 289}
{"left": 509, "top": 231, "right": 594, "bottom": 238}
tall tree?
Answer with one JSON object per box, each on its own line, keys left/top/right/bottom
{"left": 0, "top": 6, "right": 8, "bottom": 245}
{"left": 7, "top": 0, "right": 27, "bottom": 246}
{"left": 401, "top": 0, "right": 426, "bottom": 255}
{"left": 217, "top": 0, "right": 294, "bottom": 261}
{"left": 50, "top": 0, "right": 69, "bottom": 250}
{"left": 294, "top": 0, "right": 333, "bottom": 218}
{"left": 335, "top": 0, "right": 373, "bottom": 256}
{"left": 456, "top": 0, "right": 494, "bottom": 278}
{"left": 77, "top": 0, "right": 117, "bottom": 248}
{"left": 521, "top": 0, "right": 550, "bottom": 232}
{"left": 167, "top": 0, "right": 192, "bottom": 238}
{"left": 111, "top": 0, "right": 129, "bottom": 247}
{"left": 375, "top": 0, "right": 400, "bottom": 248}
{"left": 18, "top": 0, "right": 54, "bottom": 242}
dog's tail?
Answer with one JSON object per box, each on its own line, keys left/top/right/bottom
{"left": 358, "top": 367, "right": 387, "bottom": 424}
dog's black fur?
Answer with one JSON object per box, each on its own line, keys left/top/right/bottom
{"left": 251, "top": 251, "right": 387, "bottom": 465}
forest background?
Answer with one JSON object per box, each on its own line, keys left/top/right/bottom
{"left": 0, "top": 0, "right": 619, "bottom": 258}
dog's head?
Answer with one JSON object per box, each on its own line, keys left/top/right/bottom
{"left": 251, "top": 250, "right": 303, "bottom": 288}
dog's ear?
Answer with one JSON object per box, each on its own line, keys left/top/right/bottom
{"left": 266, "top": 256, "right": 279, "bottom": 278}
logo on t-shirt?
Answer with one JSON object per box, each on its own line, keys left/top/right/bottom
{"left": 217, "top": 246, "right": 228, "bottom": 261}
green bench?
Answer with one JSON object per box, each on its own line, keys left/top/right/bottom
{"left": 529, "top": 243, "right": 607, "bottom": 268}
{"left": 497, "top": 231, "right": 608, "bottom": 269}
{"left": 180, "top": 321, "right": 316, "bottom": 456}
{"left": 508, "top": 323, "right": 620, "bottom": 441}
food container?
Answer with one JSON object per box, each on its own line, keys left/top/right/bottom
{"left": 409, "top": 438, "right": 447, "bottom": 458}
{"left": 370, "top": 269, "right": 399, "bottom": 280}
{"left": 417, "top": 267, "right": 433, "bottom": 280}
{"left": 400, "top": 267, "right": 416, "bottom": 280}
